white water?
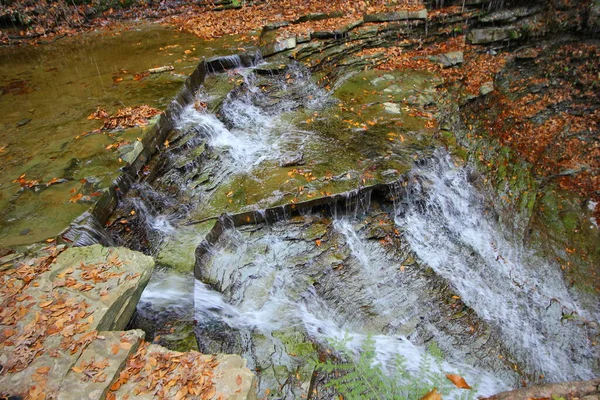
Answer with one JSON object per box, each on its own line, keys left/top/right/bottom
{"left": 193, "top": 229, "right": 509, "bottom": 398}
{"left": 130, "top": 197, "right": 176, "bottom": 236}
{"left": 334, "top": 219, "right": 371, "bottom": 267}
{"left": 175, "top": 64, "right": 329, "bottom": 173}
{"left": 397, "top": 151, "right": 599, "bottom": 382}
{"left": 138, "top": 270, "right": 194, "bottom": 319}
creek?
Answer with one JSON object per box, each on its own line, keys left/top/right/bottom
{"left": 104, "top": 56, "right": 599, "bottom": 398}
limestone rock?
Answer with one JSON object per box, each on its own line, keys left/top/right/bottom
{"left": 112, "top": 345, "right": 257, "bottom": 400}
{"left": 0, "top": 245, "right": 154, "bottom": 397}
{"left": 56, "top": 330, "right": 145, "bottom": 400}
{"left": 260, "top": 36, "right": 297, "bottom": 57}
{"left": 294, "top": 11, "right": 344, "bottom": 23}
{"left": 52, "top": 244, "right": 155, "bottom": 331}
{"left": 434, "top": 51, "right": 464, "bottom": 68}
{"left": 480, "top": 6, "right": 542, "bottom": 23}
{"left": 363, "top": 9, "right": 427, "bottom": 22}
{"left": 119, "top": 140, "right": 144, "bottom": 165}
{"left": 482, "top": 378, "right": 600, "bottom": 400}
{"left": 280, "top": 152, "right": 305, "bottom": 167}
{"left": 480, "top": 81, "right": 495, "bottom": 96}
{"left": 157, "top": 222, "right": 216, "bottom": 273}
{"left": 467, "top": 27, "right": 521, "bottom": 44}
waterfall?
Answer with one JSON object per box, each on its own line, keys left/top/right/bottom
{"left": 396, "top": 150, "right": 599, "bottom": 382}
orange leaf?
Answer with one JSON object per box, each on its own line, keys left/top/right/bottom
{"left": 236, "top": 374, "right": 242, "bottom": 386}
{"left": 36, "top": 366, "right": 51, "bottom": 374}
{"left": 315, "top": 239, "right": 322, "bottom": 247}
{"left": 420, "top": 388, "right": 442, "bottom": 400}
{"left": 446, "top": 374, "right": 471, "bottom": 389}
{"left": 111, "top": 344, "right": 120, "bottom": 355}
{"left": 71, "top": 366, "right": 83, "bottom": 373}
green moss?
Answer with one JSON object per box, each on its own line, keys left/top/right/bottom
{"left": 273, "top": 331, "right": 317, "bottom": 359}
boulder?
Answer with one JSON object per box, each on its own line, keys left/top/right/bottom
{"left": 433, "top": 51, "right": 464, "bottom": 67}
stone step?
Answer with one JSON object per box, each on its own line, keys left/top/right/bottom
{"left": 56, "top": 330, "right": 145, "bottom": 400}
{"left": 109, "top": 344, "right": 256, "bottom": 400}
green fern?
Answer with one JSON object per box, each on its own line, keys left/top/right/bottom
{"left": 312, "top": 336, "right": 480, "bottom": 400}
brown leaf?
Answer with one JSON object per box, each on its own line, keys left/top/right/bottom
{"left": 420, "top": 388, "right": 442, "bottom": 400}
{"left": 446, "top": 374, "right": 471, "bottom": 389}
{"left": 120, "top": 341, "right": 132, "bottom": 350}
{"left": 111, "top": 344, "right": 120, "bottom": 355}
{"left": 36, "top": 366, "right": 51, "bottom": 374}
{"left": 236, "top": 374, "right": 242, "bottom": 386}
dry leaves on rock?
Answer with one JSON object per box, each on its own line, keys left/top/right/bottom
{"left": 109, "top": 342, "right": 219, "bottom": 399}
{"left": 87, "top": 105, "right": 161, "bottom": 132}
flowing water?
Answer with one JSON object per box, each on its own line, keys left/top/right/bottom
{"left": 0, "top": 22, "right": 253, "bottom": 247}
{"left": 109, "top": 53, "right": 600, "bottom": 399}
{"left": 396, "top": 152, "right": 600, "bottom": 382}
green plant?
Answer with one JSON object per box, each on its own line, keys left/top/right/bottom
{"left": 312, "top": 335, "right": 479, "bottom": 400}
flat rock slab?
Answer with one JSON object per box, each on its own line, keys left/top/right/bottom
{"left": 57, "top": 330, "right": 145, "bottom": 400}
{"left": 467, "top": 27, "right": 521, "bottom": 44}
{"left": 482, "top": 378, "right": 600, "bottom": 400}
{"left": 110, "top": 343, "right": 256, "bottom": 399}
{"left": 0, "top": 245, "right": 154, "bottom": 397}
{"left": 260, "top": 36, "right": 297, "bottom": 57}
{"left": 363, "top": 9, "right": 427, "bottom": 22}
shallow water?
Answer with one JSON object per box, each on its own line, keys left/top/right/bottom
{"left": 0, "top": 22, "right": 252, "bottom": 247}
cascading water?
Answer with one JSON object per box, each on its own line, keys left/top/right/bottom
{"left": 192, "top": 217, "right": 511, "bottom": 398}
{"left": 396, "top": 150, "right": 600, "bottom": 382}
{"left": 112, "top": 51, "right": 600, "bottom": 400}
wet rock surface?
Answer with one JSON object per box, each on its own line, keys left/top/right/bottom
{"left": 3, "top": 1, "right": 599, "bottom": 399}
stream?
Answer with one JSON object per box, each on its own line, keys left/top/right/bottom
{"left": 4, "top": 20, "right": 597, "bottom": 399}
{"left": 106, "top": 55, "right": 599, "bottom": 399}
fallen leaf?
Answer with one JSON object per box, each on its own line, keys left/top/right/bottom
{"left": 236, "top": 374, "right": 242, "bottom": 386}
{"left": 111, "top": 343, "right": 120, "bottom": 355}
{"left": 446, "top": 374, "right": 471, "bottom": 389}
{"left": 36, "top": 366, "right": 50, "bottom": 374}
{"left": 420, "top": 388, "right": 442, "bottom": 400}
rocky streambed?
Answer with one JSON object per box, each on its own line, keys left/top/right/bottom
{"left": 95, "top": 13, "right": 598, "bottom": 398}
{"left": 2, "top": 1, "right": 599, "bottom": 399}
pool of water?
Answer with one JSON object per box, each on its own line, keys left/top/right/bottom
{"left": 0, "top": 22, "right": 253, "bottom": 247}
